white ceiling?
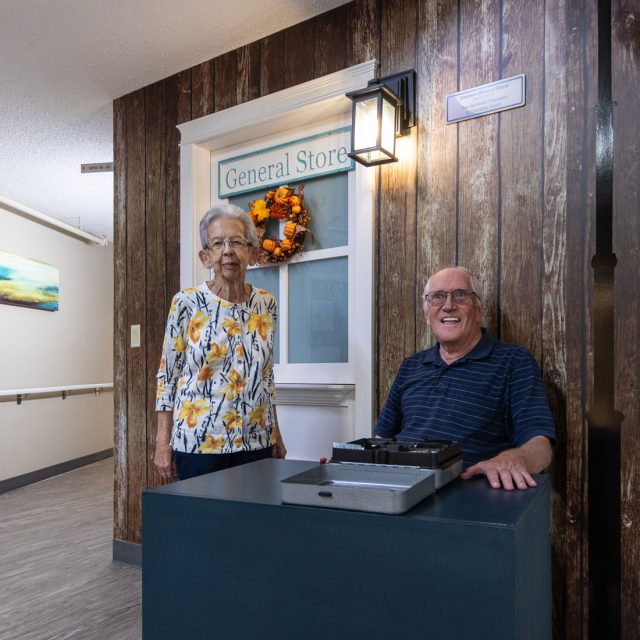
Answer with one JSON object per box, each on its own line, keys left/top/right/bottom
{"left": 0, "top": 0, "right": 351, "bottom": 242}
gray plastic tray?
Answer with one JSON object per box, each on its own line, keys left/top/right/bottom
{"left": 280, "top": 463, "right": 436, "bottom": 514}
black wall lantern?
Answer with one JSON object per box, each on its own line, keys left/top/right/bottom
{"left": 346, "top": 69, "right": 416, "bottom": 167}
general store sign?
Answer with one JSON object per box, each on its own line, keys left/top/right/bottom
{"left": 218, "top": 127, "right": 354, "bottom": 198}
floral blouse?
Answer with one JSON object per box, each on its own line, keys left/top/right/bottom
{"left": 156, "top": 283, "right": 278, "bottom": 454}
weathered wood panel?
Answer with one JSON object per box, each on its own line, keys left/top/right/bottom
{"left": 113, "top": 96, "right": 127, "bottom": 541}
{"left": 124, "top": 89, "right": 146, "bottom": 544}
{"left": 284, "top": 17, "right": 317, "bottom": 88}
{"left": 612, "top": 1, "right": 640, "bottom": 637}
{"left": 237, "top": 42, "right": 262, "bottom": 105}
{"left": 543, "top": 1, "right": 570, "bottom": 637}
{"left": 260, "top": 31, "right": 287, "bottom": 95}
{"left": 416, "top": 0, "right": 459, "bottom": 351}
{"left": 564, "top": 0, "right": 599, "bottom": 637}
{"left": 164, "top": 70, "right": 191, "bottom": 303}
{"left": 144, "top": 80, "right": 167, "bottom": 490}
{"left": 376, "top": 0, "right": 419, "bottom": 413}
{"left": 457, "top": 0, "right": 500, "bottom": 332}
{"left": 191, "top": 59, "right": 214, "bottom": 119}
{"left": 353, "top": 0, "right": 379, "bottom": 64}
{"left": 313, "top": 3, "right": 355, "bottom": 77}
{"left": 500, "top": 0, "right": 544, "bottom": 354}
{"left": 215, "top": 50, "right": 240, "bottom": 111}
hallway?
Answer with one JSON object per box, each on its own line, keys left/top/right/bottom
{"left": 0, "top": 459, "right": 141, "bottom": 640}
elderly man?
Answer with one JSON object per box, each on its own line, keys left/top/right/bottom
{"left": 375, "top": 267, "right": 555, "bottom": 490}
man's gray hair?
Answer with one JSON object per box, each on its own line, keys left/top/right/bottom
{"left": 424, "top": 267, "right": 484, "bottom": 304}
{"left": 199, "top": 203, "right": 259, "bottom": 249}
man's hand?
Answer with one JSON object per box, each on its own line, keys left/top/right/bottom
{"left": 460, "top": 436, "right": 552, "bottom": 490}
{"left": 461, "top": 449, "right": 537, "bottom": 490}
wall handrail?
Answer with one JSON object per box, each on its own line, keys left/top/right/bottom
{"left": 0, "top": 383, "right": 113, "bottom": 404}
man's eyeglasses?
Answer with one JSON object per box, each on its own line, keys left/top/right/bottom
{"left": 424, "top": 289, "right": 477, "bottom": 306}
{"left": 206, "top": 236, "right": 251, "bottom": 252}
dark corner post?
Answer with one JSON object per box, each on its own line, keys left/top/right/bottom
{"left": 587, "top": 0, "right": 622, "bottom": 637}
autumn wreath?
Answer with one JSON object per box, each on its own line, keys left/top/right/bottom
{"left": 248, "top": 185, "right": 310, "bottom": 264}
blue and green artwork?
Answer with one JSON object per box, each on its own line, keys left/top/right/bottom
{"left": 0, "top": 249, "right": 59, "bottom": 311}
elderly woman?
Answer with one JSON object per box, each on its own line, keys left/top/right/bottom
{"left": 154, "top": 203, "right": 286, "bottom": 482}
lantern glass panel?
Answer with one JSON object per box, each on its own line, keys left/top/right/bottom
{"left": 381, "top": 97, "right": 397, "bottom": 154}
{"left": 353, "top": 96, "right": 380, "bottom": 150}
{"left": 358, "top": 149, "right": 392, "bottom": 164}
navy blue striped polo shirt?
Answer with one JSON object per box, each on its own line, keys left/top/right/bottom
{"left": 375, "top": 332, "right": 556, "bottom": 467}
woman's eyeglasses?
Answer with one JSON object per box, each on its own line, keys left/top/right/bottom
{"left": 206, "top": 236, "right": 251, "bottom": 252}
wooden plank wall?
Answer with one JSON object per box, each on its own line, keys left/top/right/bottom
{"left": 613, "top": 1, "right": 640, "bottom": 637}
{"left": 113, "top": 1, "right": 639, "bottom": 636}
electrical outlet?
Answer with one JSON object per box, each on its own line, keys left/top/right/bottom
{"left": 130, "top": 324, "right": 141, "bottom": 348}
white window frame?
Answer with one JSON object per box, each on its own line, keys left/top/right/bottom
{"left": 177, "top": 60, "right": 376, "bottom": 438}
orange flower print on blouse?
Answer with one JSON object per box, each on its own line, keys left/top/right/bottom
{"left": 233, "top": 435, "right": 244, "bottom": 448}
{"left": 221, "top": 369, "right": 246, "bottom": 400}
{"left": 197, "top": 364, "right": 213, "bottom": 382}
{"left": 222, "top": 317, "right": 241, "bottom": 337}
{"left": 248, "top": 404, "right": 267, "bottom": 428}
{"left": 205, "top": 342, "right": 229, "bottom": 364}
{"left": 174, "top": 335, "right": 187, "bottom": 352}
{"left": 223, "top": 410, "right": 242, "bottom": 431}
{"left": 178, "top": 399, "right": 209, "bottom": 428}
{"left": 198, "top": 434, "right": 225, "bottom": 453}
{"left": 188, "top": 311, "right": 208, "bottom": 343}
{"left": 248, "top": 313, "right": 273, "bottom": 341}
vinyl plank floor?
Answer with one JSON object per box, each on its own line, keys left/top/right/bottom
{"left": 0, "top": 459, "right": 141, "bottom": 640}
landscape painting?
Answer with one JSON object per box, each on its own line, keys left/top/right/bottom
{"left": 0, "top": 249, "right": 59, "bottom": 311}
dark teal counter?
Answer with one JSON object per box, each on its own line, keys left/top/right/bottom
{"left": 142, "top": 459, "right": 551, "bottom": 639}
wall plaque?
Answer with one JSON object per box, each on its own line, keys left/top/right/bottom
{"left": 446, "top": 74, "right": 525, "bottom": 124}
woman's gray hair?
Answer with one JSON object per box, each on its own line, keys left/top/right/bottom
{"left": 199, "top": 203, "right": 259, "bottom": 249}
{"left": 424, "top": 267, "right": 484, "bottom": 304}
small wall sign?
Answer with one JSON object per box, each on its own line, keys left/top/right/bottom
{"left": 446, "top": 74, "right": 525, "bottom": 124}
{"left": 218, "top": 127, "right": 354, "bottom": 198}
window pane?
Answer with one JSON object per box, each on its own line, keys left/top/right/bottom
{"left": 247, "top": 265, "right": 280, "bottom": 364}
{"left": 288, "top": 257, "right": 348, "bottom": 363}
{"left": 227, "top": 173, "right": 348, "bottom": 251}
{"left": 293, "top": 173, "right": 348, "bottom": 251}
{"left": 228, "top": 189, "right": 259, "bottom": 211}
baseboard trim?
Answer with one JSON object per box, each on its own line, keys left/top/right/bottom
{"left": 0, "top": 448, "right": 113, "bottom": 494}
{"left": 113, "top": 539, "right": 142, "bottom": 567}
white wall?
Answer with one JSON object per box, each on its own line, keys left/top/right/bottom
{"left": 0, "top": 204, "right": 114, "bottom": 481}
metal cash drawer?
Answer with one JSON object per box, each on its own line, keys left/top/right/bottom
{"left": 281, "top": 463, "right": 435, "bottom": 514}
